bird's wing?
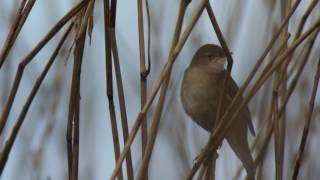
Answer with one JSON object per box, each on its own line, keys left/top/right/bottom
{"left": 221, "top": 71, "right": 256, "bottom": 136}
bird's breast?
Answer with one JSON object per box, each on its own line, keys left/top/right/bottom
{"left": 181, "top": 68, "right": 220, "bottom": 129}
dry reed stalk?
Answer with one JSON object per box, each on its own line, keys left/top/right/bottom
{"left": 103, "top": 0, "right": 123, "bottom": 179}
{"left": 274, "top": 1, "right": 291, "bottom": 174}
{"left": 0, "top": 0, "right": 318, "bottom": 179}
{"left": 137, "top": 0, "right": 148, "bottom": 164}
{"left": 108, "top": 1, "right": 135, "bottom": 179}
{"left": 0, "top": 22, "right": 74, "bottom": 175}
{"left": 203, "top": 2, "right": 235, "bottom": 179}
{"left": 66, "top": 1, "right": 97, "bottom": 179}
{"left": 0, "top": 0, "right": 35, "bottom": 69}
{"left": 109, "top": 29, "right": 134, "bottom": 180}
{"left": 137, "top": 75, "right": 171, "bottom": 180}
{"left": 292, "top": 56, "right": 320, "bottom": 179}
{"left": 197, "top": 165, "right": 206, "bottom": 180}
{"left": 0, "top": 0, "right": 88, "bottom": 137}
{"left": 66, "top": 13, "right": 86, "bottom": 180}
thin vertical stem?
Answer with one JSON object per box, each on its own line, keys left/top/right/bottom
{"left": 110, "top": 29, "right": 134, "bottom": 180}
{"left": 137, "top": 0, "right": 148, "bottom": 170}
{"left": 103, "top": 0, "right": 123, "bottom": 179}
{"left": 292, "top": 56, "right": 320, "bottom": 179}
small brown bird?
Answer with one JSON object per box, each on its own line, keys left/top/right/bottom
{"left": 181, "top": 44, "right": 255, "bottom": 179}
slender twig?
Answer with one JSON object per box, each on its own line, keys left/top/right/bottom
{"left": 137, "top": 0, "right": 148, "bottom": 169}
{"left": 66, "top": 2, "right": 96, "bottom": 179}
{"left": 0, "top": 0, "right": 35, "bottom": 69}
{"left": 103, "top": 0, "right": 123, "bottom": 179}
{"left": 109, "top": 0, "right": 134, "bottom": 179}
{"left": 292, "top": 56, "right": 320, "bottom": 180}
{"left": 67, "top": 9, "right": 88, "bottom": 180}
{"left": 0, "top": 23, "right": 73, "bottom": 175}
{"left": 137, "top": 74, "right": 170, "bottom": 180}
{"left": 274, "top": 6, "right": 291, "bottom": 176}
{"left": 110, "top": 0, "right": 117, "bottom": 28}
{"left": 109, "top": 28, "right": 134, "bottom": 180}
{"left": 295, "top": 0, "right": 318, "bottom": 40}
{"left": 197, "top": 165, "right": 206, "bottom": 180}
{"left": 205, "top": 2, "right": 234, "bottom": 179}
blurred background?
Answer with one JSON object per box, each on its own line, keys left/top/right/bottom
{"left": 0, "top": 0, "right": 319, "bottom": 179}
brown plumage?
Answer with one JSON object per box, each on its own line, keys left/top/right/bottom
{"left": 181, "top": 44, "right": 255, "bottom": 179}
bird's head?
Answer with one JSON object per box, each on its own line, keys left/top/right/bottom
{"left": 190, "top": 44, "right": 227, "bottom": 72}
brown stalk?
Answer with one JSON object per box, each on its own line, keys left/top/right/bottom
{"left": 205, "top": 0, "right": 233, "bottom": 132}
{"left": 137, "top": 2, "right": 190, "bottom": 178}
{"left": 0, "top": 23, "right": 73, "bottom": 175}
{"left": 197, "top": 165, "right": 206, "bottom": 180}
{"left": 204, "top": 154, "right": 216, "bottom": 180}
{"left": 257, "top": 97, "right": 276, "bottom": 179}
{"left": 274, "top": 8, "right": 291, "bottom": 177}
{"left": 0, "top": 0, "right": 88, "bottom": 136}
{"left": 66, "top": 1, "right": 96, "bottom": 178}
{"left": 186, "top": 18, "right": 320, "bottom": 179}
{"left": 273, "top": 74, "right": 282, "bottom": 180}
{"left": 205, "top": 2, "right": 234, "bottom": 179}
{"left": 0, "top": 0, "right": 35, "bottom": 69}
{"left": 295, "top": 0, "right": 318, "bottom": 40}
{"left": 108, "top": 2, "right": 134, "bottom": 179}
{"left": 68, "top": 5, "right": 95, "bottom": 179}
{"left": 110, "top": 0, "right": 117, "bottom": 28}
{"left": 109, "top": 28, "right": 134, "bottom": 180}
{"left": 292, "top": 56, "right": 320, "bottom": 179}
{"left": 137, "top": 75, "right": 170, "bottom": 180}
{"left": 67, "top": 10, "right": 87, "bottom": 179}
{"left": 137, "top": 0, "right": 149, "bottom": 168}
{"left": 75, "top": 0, "right": 96, "bottom": 41}
{"left": 254, "top": 99, "right": 275, "bottom": 168}
{"left": 103, "top": 0, "right": 123, "bottom": 179}
{"left": 110, "top": 0, "right": 209, "bottom": 178}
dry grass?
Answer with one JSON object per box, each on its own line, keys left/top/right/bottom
{"left": 0, "top": 0, "right": 319, "bottom": 179}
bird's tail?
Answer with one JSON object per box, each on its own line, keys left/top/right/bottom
{"left": 226, "top": 124, "right": 256, "bottom": 180}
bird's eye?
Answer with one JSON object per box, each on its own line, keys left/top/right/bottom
{"left": 207, "top": 54, "right": 214, "bottom": 58}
